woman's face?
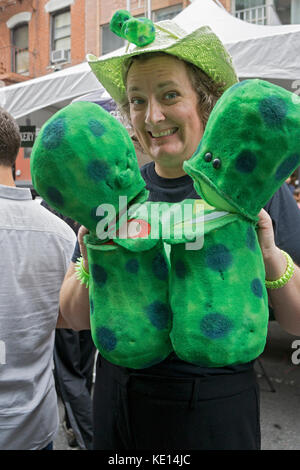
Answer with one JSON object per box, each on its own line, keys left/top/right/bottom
{"left": 126, "top": 55, "right": 204, "bottom": 177}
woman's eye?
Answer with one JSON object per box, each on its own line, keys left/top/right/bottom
{"left": 165, "top": 91, "right": 178, "bottom": 100}
{"left": 130, "top": 97, "right": 144, "bottom": 106}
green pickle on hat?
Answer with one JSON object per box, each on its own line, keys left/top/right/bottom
{"left": 30, "top": 101, "right": 172, "bottom": 369}
{"left": 122, "top": 17, "right": 155, "bottom": 47}
{"left": 168, "top": 79, "right": 300, "bottom": 367}
{"left": 110, "top": 9, "right": 132, "bottom": 37}
{"left": 110, "top": 10, "right": 155, "bottom": 47}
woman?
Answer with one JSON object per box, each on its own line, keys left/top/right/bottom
{"left": 60, "top": 16, "right": 300, "bottom": 449}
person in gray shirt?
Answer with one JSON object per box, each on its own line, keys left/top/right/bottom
{"left": 0, "top": 108, "right": 76, "bottom": 450}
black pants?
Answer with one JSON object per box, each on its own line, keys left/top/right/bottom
{"left": 93, "top": 356, "right": 261, "bottom": 450}
{"left": 54, "top": 329, "right": 96, "bottom": 450}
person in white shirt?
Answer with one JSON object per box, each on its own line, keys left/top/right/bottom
{"left": 0, "top": 107, "right": 76, "bottom": 450}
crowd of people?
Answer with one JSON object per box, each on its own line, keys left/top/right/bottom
{"left": 1, "top": 12, "right": 300, "bottom": 451}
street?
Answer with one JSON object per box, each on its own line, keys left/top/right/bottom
{"left": 258, "top": 321, "right": 300, "bottom": 450}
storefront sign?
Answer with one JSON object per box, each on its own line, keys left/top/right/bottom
{"left": 19, "top": 126, "right": 36, "bottom": 148}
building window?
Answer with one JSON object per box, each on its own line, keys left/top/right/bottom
{"left": 234, "top": 0, "right": 268, "bottom": 24}
{"left": 152, "top": 4, "right": 183, "bottom": 22}
{"left": 235, "top": 0, "right": 265, "bottom": 8}
{"left": 291, "top": 0, "right": 300, "bottom": 23}
{"left": 45, "top": 0, "right": 74, "bottom": 13}
{"left": 274, "top": 0, "right": 291, "bottom": 24}
{"left": 102, "top": 23, "right": 125, "bottom": 55}
{"left": 51, "top": 9, "right": 71, "bottom": 62}
{"left": 12, "top": 23, "right": 29, "bottom": 75}
{"left": 234, "top": 0, "right": 297, "bottom": 25}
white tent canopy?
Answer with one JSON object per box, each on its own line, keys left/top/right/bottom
{"left": 1, "top": 0, "right": 300, "bottom": 121}
{"left": 176, "top": 0, "right": 300, "bottom": 42}
{"left": 0, "top": 61, "right": 103, "bottom": 121}
{"left": 175, "top": 0, "right": 300, "bottom": 83}
{"left": 0, "top": 45, "right": 124, "bottom": 121}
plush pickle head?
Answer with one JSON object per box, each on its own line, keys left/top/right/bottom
{"left": 184, "top": 79, "right": 300, "bottom": 220}
{"left": 30, "top": 101, "right": 146, "bottom": 232}
{"left": 30, "top": 100, "right": 173, "bottom": 369}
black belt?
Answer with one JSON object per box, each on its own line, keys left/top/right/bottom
{"left": 99, "top": 356, "right": 257, "bottom": 405}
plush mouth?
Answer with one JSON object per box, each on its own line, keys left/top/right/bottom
{"left": 148, "top": 128, "right": 178, "bottom": 138}
{"left": 183, "top": 160, "right": 237, "bottom": 213}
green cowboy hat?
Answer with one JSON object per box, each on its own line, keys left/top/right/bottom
{"left": 87, "top": 12, "right": 238, "bottom": 105}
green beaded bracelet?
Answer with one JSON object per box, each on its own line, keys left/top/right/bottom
{"left": 74, "top": 256, "right": 90, "bottom": 288}
{"left": 265, "top": 250, "right": 294, "bottom": 289}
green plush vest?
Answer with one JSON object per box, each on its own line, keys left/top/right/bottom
{"left": 30, "top": 80, "right": 300, "bottom": 368}
{"left": 171, "top": 79, "right": 300, "bottom": 365}
{"left": 30, "top": 102, "right": 173, "bottom": 368}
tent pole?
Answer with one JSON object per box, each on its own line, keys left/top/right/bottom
{"left": 147, "top": 0, "right": 151, "bottom": 19}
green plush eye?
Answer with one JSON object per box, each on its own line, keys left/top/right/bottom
{"left": 204, "top": 152, "right": 212, "bottom": 162}
{"left": 212, "top": 158, "right": 221, "bottom": 169}
{"left": 110, "top": 9, "right": 132, "bottom": 37}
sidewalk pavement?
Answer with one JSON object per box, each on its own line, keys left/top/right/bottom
{"left": 258, "top": 321, "right": 300, "bottom": 450}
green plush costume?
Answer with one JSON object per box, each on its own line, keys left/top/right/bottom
{"left": 168, "top": 79, "right": 300, "bottom": 366}
{"left": 30, "top": 101, "right": 173, "bottom": 369}
{"left": 30, "top": 79, "right": 300, "bottom": 370}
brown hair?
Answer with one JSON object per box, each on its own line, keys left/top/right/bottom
{"left": 120, "top": 52, "right": 224, "bottom": 131}
{"left": 0, "top": 107, "right": 21, "bottom": 167}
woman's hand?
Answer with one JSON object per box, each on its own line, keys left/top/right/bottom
{"left": 257, "top": 209, "right": 300, "bottom": 335}
{"left": 257, "top": 209, "right": 276, "bottom": 257}
{"left": 78, "top": 225, "right": 90, "bottom": 272}
{"left": 257, "top": 209, "right": 286, "bottom": 281}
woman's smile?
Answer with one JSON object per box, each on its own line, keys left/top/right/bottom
{"left": 148, "top": 127, "right": 178, "bottom": 138}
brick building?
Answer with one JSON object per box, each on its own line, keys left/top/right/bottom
{"left": 0, "top": 0, "right": 197, "bottom": 87}
{"left": 0, "top": 0, "right": 195, "bottom": 185}
{"left": 1, "top": 0, "right": 297, "bottom": 86}
{"left": 0, "top": 0, "right": 90, "bottom": 85}
{"left": 0, "top": 0, "right": 298, "bottom": 185}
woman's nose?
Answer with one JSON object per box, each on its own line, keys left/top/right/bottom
{"left": 145, "top": 98, "right": 165, "bottom": 125}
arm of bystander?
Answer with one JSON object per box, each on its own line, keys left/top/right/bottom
{"left": 59, "top": 226, "right": 91, "bottom": 330}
